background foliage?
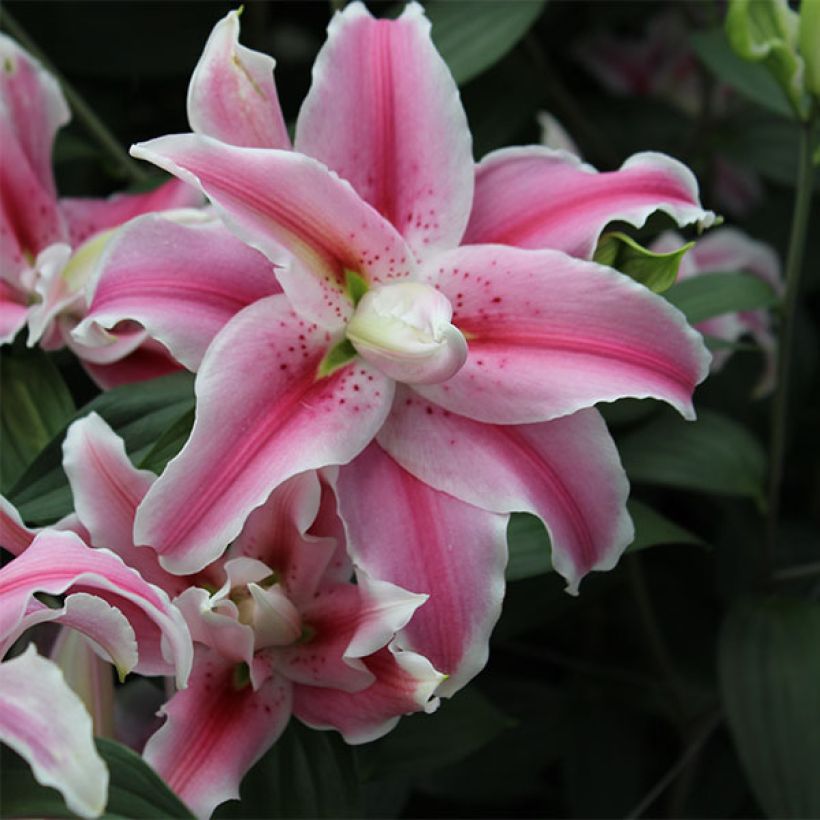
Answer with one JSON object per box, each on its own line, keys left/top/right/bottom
{"left": 1, "top": 1, "right": 818, "bottom": 818}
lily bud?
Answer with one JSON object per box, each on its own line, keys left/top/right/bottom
{"left": 346, "top": 281, "right": 468, "bottom": 385}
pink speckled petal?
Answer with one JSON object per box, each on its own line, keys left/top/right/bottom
{"left": 415, "top": 245, "right": 710, "bottom": 423}
{"left": 143, "top": 648, "right": 292, "bottom": 819}
{"left": 131, "top": 134, "right": 416, "bottom": 329}
{"left": 0, "top": 646, "right": 108, "bottom": 819}
{"left": 75, "top": 212, "right": 281, "bottom": 371}
{"left": 463, "top": 147, "right": 715, "bottom": 259}
{"left": 293, "top": 642, "right": 443, "bottom": 744}
{"left": 379, "top": 391, "right": 634, "bottom": 593}
{"left": 0, "top": 279, "right": 28, "bottom": 344}
{"left": 133, "top": 294, "right": 394, "bottom": 575}
{"left": 0, "top": 530, "right": 192, "bottom": 687}
{"left": 335, "top": 442, "right": 507, "bottom": 693}
{"left": 187, "top": 10, "right": 290, "bottom": 149}
{"left": 59, "top": 178, "right": 202, "bottom": 247}
{"left": 295, "top": 2, "right": 473, "bottom": 262}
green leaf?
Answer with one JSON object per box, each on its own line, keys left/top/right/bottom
{"left": 664, "top": 271, "right": 780, "bottom": 324}
{"left": 0, "top": 348, "right": 74, "bottom": 493}
{"left": 138, "top": 407, "right": 195, "bottom": 475}
{"left": 7, "top": 372, "right": 194, "bottom": 525}
{"left": 719, "top": 597, "right": 820, "bottom": 817}
{"left": 594, "top": 231, "right": 693, "bottom": 293}
{"left": 617, "top": 408, "right": 767, "bottom": 502}
{"left": 802, "top": 0, "right": 820, "bottom": 96}
{"left": 358, "top": 687, "right": 511, "bottom": 781}
{"left": 426, "top": 0, "right": 546, "bottom": 86}
{"left": 725, "top": 0, "right": 808, "bottom": 118}
{"left": 626, "top": 499, "right": 705, "bottom": 553}
{"left": 691, "top": 28, "right": 793, "bottom": 117}
{"left": 214, "top": 721, "right": 361, "bottom": 819}
{"left": 0, "top": 738, "right": 193, "bottom": 819}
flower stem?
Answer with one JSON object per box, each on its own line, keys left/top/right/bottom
{"left": 0, "top": 8, "right": 148, "bottom": 185}
{"left": 765, "top": 115, "right": 817, "bottom": 570}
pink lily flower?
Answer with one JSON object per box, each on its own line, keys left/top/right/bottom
{"left": 75, "top": 4, "right": 713, "bottom": 601}
{"left": 653, "top": 227, "right": 783, "bottom": 397}
{"left": 51, "top": 412, "right": 445, "bottom": 818}
{"left": 0, "top": 33, "right": 202, "bottom": 387}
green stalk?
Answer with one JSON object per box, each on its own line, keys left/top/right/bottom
{"left": 765, "top": 115, "right": 817, "bottom": 569}
{"left": 0, "top": 8, "right": 148, "bottom": 185}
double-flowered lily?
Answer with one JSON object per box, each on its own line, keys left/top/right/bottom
{"left": 0, "top": 33, "right": 202, "bottom": 387}
{"left": 11, "top": 413, "right": 443, "bottom": 818}
{"left": 76, "top": 2, "right": 714, "bottom": 642}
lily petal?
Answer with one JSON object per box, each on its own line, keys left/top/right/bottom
{"left": 415, "top": 244, "right": 710, "bottom": 423}
{"left": 1, "top": 495, "right": 37, "bottom": 556}
{"left": 295, "top": 1, "right": 473, "bottom": 261}
{"left": 336, "top": 442, "right": 507, "bottom": 693}
{"left": 379, "top": 391, "right": 634, "bottom": 593}
{"left": 74, "top": 211, "right": 281, "bottom": 371}
{"left": 187, "top": 10, "right": 290, "bottom": 149}
{"left": 59, "top": 178, "right": 203, "bottom": 247}
{"left": 0, "top": 645, "right": 108, "bottom": 819}
{"left": 293, "top": 642, "right": 443, "bottom": 744}
{"left": 463, "top": 147, "right": 715, "bottom": 259}
{"left": 134, "top": 294, "right": 394, "bottom": 575}
{"left": 131, "top": 134, "right": 414, "bottom": 329}
{"left": 143, "top": 648, "right": 291, "bottom": 820}
{"left": 0, "top": 279, "right": 29, "bottom": 344}
{"left": 79, "top": 338, "right": 182, "bottom": 390}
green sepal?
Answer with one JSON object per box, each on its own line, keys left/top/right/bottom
{"left": 344, "top": 269, "right": 369, "bottom": 307}
{"left": 232, "top": 662, "right": 251, "bottom": 690}
{"left": 317, "top": 338, "right": 358, "bottom": 379}
{"left": 593, "top": 231, "right": 693, "bottom": 293}
{"left": 726, "top": 0, "right": 810, "bottom": 119}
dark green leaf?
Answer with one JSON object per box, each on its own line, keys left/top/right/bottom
{"left": 594, "top": 231, "right": 693, "bottom": 293}
{"left": 617, "top": 408, "right": 766, "bottom": 502}
{"left": 626, "top": 499, "right": 705, "bottom": 552}
{"left": 506, "top": 513, "right": 551, "bottom": 580}
{"left": 427, "top": 0, "right": 546, "bottom": 86}
{"left": 664, "top": 271, "right": 779, "bottom": 324}
{"left": 358, "top": 687, "right": 511, "bottom": 781}
{"left": 1, "top": 348, "right": 74, "bottom": 493}
{"left": 215, "top": 721, "right": 361, "bottom": 819}
{"left": 8, "top": 372, "right": 194, "bottom": 525}
{"left": 719, "top": 597, "right": 820, "bottom": 817}
{"left": 691, "top": 28, "right": 792, "bottom": 117}
{"left": 138, "top": 407, "right": 195, "bottom": 475}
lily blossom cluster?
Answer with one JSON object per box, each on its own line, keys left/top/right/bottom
{"left": 1, "top": 3, "right": 723, "bottom": 817}
{"left": 0, "top": 33, "right": 201, "bottom": 387}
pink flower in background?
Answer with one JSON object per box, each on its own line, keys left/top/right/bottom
{"left": 653, "top": 227, "right": 783, "bottom": 396}
{"left": 40, "top": 413, "right": 444, "bottom": 818}
{"left": 73, "top": 3, "right": 715, "bottom": 610}
{"left": 0, "top": 33, "right": 202, "bottom": 387}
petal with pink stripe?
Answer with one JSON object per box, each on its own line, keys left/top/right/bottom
{"left": 415, "top": 245, "right": 710, "bottom": 423}
{"left": 295, "top": 2, "right": 473, "bottom": 262}
{"left": 134, "top": 294, "right": 394, "bottom": 575}
{"left": 379, "top": 390, "right": 634, "bottom": 593}
{"left": 0, "top": 279, "right": 28, "bottom": 344}
{"left": 463, "top": 147, "right": 715, "bottom": 259}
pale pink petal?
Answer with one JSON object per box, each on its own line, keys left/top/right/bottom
{"left": 80, "top": 338, "right": 182, "bottom": 390}
{"left": 537, "top": 111, "right": 580, "bottom": 156}
{"left": 24, "top": 242, "right": 78, "bottom": 347}
{"left": 0, "top": 279, "right": 28, "bottom": 344}
{"left": 59, "top": 178, "right": 203, "bottom": 246}
{"left": 63, "top": 318, "right": 148, "bottom": 365}
{"left": 463, "top": 147, "right": 715, "bottom": 259}
{"left": 295, "top": 2, "right": 473, "bottom": 262}
{"left": 187, "top": 10, "right": 290, "bottom": 149}
{"left": 379, "top": 394, "right": 634, "bottom": 593}
{"left": 0, "top": 530, "right": 192, "bottom": 687}
{"left": 0, "top": 34, "right": 68, "bottom": 193}
{"left": 416, "top": 245, "right": 710, "bottom": 423}
{"left": 0, "top": 645, "right": 108, "bottom": 819}
{"left": 134, "top": 295, "right": 394, "bottom": 575}
{"left": 336, "top": 442, "right": 507, "bottom": 693}
{"left": 143, "top": 648, "right": 292, "bottom": 819}
{"left": 131, "top": 134, "right": 415, "bottom": 328}
{"left": 293, "top": 642, "right": 443, "bottom": 744}
{"left": 74, "top": 212, "right": 281, "bottom": 370}
{"left": 19, "top": 592, "right": 138, "bottom": 679}
{"left": 62, "top": 413, "right": 187, "bottom": 597}
{"left": 0, "top": 495, "right": 37, "bottom": 556}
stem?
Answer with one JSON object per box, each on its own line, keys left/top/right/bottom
{"left": 765, "top": 115, "right": 817, "bottom": 568}
{"left": 0, "top": 8, "right": 148, "bottom": 185}
{"left": 625, "top": 712, "right": 721, "bottom": 820}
